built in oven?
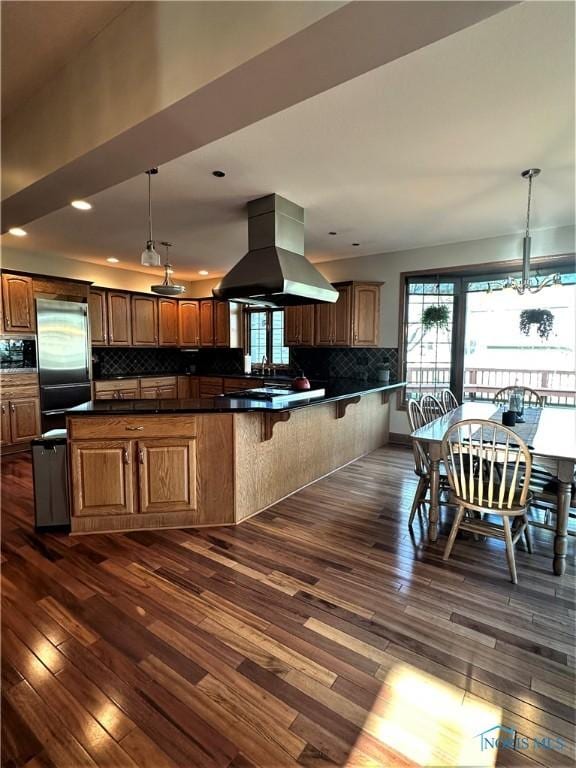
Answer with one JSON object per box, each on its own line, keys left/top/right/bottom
{"left": 0, "top": 338, "right": 37, "bottom": 372}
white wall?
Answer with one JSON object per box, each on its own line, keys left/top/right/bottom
{"left": 315, "top": 225, "right": 575, "bottom": 433}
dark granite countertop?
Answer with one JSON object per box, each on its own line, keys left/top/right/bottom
{"left": 67, "top": 380, "right": 405, "bottom": 415}
{"left": 94, "top": 372, "right": 294, "bottom": 382}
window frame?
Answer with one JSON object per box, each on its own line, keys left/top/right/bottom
{"left": 397, "top": 253, "right": 575, "bottom": 410}
{"left": 244, "top": 307, "right": 290, "bottom": 367}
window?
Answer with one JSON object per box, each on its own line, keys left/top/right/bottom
{"left": 246, "top": 309, "right": 289, "bottom": 366}
{"left": 399, "top": 259, "right": 576, "bottom": 408}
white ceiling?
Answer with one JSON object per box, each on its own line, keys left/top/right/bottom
{"left": 4, "top": 1, "right": 574, "bottom": 280}
{"left": 1, "top": 1, "right": 131, "bottom": 118}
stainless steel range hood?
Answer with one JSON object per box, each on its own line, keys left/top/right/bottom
{"left": 213, "top": 194, "right": 338, "bottom": 307}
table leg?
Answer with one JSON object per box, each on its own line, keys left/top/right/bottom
{"left": 553, "top": 460, "right": 574, "bottom": 576}
{"left": 428, "top": 443, "right": 442, "bottom": 543}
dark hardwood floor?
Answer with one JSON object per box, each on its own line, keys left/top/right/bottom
{"left": 2, "top": 446, "right": 574, "bottom": 768}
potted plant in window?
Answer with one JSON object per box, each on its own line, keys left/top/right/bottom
{"left": 421, "top": 304, "right": 450, "bottom": 332}
{"left": 519, "top": 309, "right": 554, "bottom": 340}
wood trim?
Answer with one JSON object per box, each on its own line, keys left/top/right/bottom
{"left": 335, "top": 396, "right": 361, "bottom": 419}
{"left": 261, "top": 411, "right": 291, "bottom": 441}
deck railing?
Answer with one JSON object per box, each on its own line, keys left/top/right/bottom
{"left": 406, "top": 366, "right": 576, "bottom": 406}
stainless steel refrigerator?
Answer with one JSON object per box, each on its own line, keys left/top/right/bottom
{"left": 36, "top": 299, "right": 92, "bottom": 430}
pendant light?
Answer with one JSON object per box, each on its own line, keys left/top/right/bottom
{"left": 141, "top": 168, "right": 161, "bottom": 267}
{"left": 506, "top": 169, "right": 560, "bottom": 295}
{"left": 151, "top": 242, "right": 185, "bottom": 296}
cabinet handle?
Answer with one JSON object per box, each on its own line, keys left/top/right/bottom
{"left": 123, "top": 449, "right": 130, "bottom": 464}
{"left": 10, "top": 403, "right": 15, "bottom": 413}
{"left": 119, "top": 393, "right": 124, "bottom": 400}
{"left": 125, "top": 425, "right": 144, "bottom": 431}
{"left": 138, "top": 449, "right": 144, "bottom": 464}
{"left": 113, "top": 391, "right": 119, "bottom": 399}
{"left": 5, "top": 316, "right": 10, "bottom": 327}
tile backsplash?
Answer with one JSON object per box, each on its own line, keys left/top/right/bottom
{"left": 290, "top": 347, "right": 398, "bottom": 381}
{"left": 92, "top": 347, "right": 244, "bottom": 378}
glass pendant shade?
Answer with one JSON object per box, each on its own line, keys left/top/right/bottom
{"left": 141, "top": 240, "right": 161, "bottom": 267}
{"left": 151, "top": 262, "right": 185, "bottom": 296}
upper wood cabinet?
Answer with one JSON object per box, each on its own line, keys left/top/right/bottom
{"left": 158, "top": 298, "right": 178, "bottom": 346}
{"left": 178, "top": 301, "right": 200, "bottom": 347}
{"left": 107, "top": 292, "right": 132, "bottom": 346}
{"left": 1, "top": 274, "right": 36, "bottom": 333}
{"left": 199, "top": 300, "right": 215, "bottom": 346}
{"left": 284, "top": 305, "right": 315, "bottom": 346}
{"left": 214, "top": 301, "right": 230, "bottom": 347}
{"left": 131, "top": 296, "right": 158, "bottom": 346}
{"left": 88, "top": 289, "right": 108, "bottom": 346}
{"left": 314, "top": 282, "right": 381, "bottom": 347}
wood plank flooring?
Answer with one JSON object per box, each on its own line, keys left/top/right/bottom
{"left": 2, "top": 447, "right": 574, "bottom": 768}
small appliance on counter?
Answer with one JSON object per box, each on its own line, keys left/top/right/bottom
{"left": 31, "top": 429, "right": 70, "bottom": 531}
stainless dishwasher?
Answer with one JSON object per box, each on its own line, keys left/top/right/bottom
{"left": 31, "top": 429, "right": 70, "bottom": 531}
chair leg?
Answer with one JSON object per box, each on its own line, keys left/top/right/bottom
{"left": 503, "top": 516, "right": 518, "bottom": 584}
{"left": 409, "top": 476, "right": 428, "bottom": 528}
{"left": 443, "top": 505, "right": 465, "bottom": 560}
{"left": 523, "top": 514, "right": 533, "bottom": 554}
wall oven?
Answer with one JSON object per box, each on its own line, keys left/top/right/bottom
{"left": 0, "top": 338, "right": 37, "bottom": 372}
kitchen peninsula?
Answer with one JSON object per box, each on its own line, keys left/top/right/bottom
{"left": 66, "top": 379, "right": 404, "bottom": 534}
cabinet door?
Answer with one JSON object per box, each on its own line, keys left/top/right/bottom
{"left": 158, "top": 298, "right": 178, "bottom": 346}
{"left": 199, "top": 300, "right": 214, "bottom": 346}
{"left": 177, "top": 376, "right": 190, "bottom": 399}
{"left": 157, "top": 385, "right": 177, "bottom": 398}
{"left": 70, "top": 440, "right": 134, "bottom": 517}
{"left": 137, "top": 438, "right": 197, "bottom": 514}
{"left": 353, "top": 283, "right": 380, "bottom": 347}
{"left": 333, "top": 284, "right": 352, "bottom": 346}
{"left": 284, "top": 306, "right": 301, "bottom": 345}
{"left": 189, "top": 378, "right": 200, "bottom": 399}
{"left": 131, "top": 296, "right": 158, "bottom": 346}
{"left": 214, "top": 301, "right": 230, "bottom": 347}
{"left": 199, "top": 377, "right": 223, "bottom": 398}
{"left": 178, "top": 301, "right": 200, "bottom": 347}
{"left": 314, "top": 303, "right": 334, "bottom": 346}
{"left": 117, "top": 388, "right": 139, "bottom": 400}
{"left": 9, "top": 398, "right": 41, "bottom": 443}
{"left": 300, "top": 305, "right": 315, "bottom": 346}
{"left": 107, "top": 292, "right": 132, "bottom": 346}
{"left": 2, "top": 274, "right": 36, "bottom": 333}
{"left": 88, "top": 290, "right": 108, "bottom": 346}
{"left": 1, "top": 402, "right": 12, "bottom": 445}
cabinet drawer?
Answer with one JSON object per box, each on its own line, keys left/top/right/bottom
{"left": 0, "top": 384, "right": 40, "bottom": 400}
{"left": 94, "top": 379, "right": 139, "bottom": 393}
{"left": 139, "top": 376, "right": 177, "bottom": 388}
{"left": 68, "top": 415, "right": 197, "bottom": 440}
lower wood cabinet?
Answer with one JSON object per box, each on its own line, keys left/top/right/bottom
{"left": 198, "top": 377, "right": 224, "bottom": 398}
{"left": 70, "top": 434, "right": 198, "bottom": 519}
{"left": 1, "top": 397, "right": 41, "bottom": 445}
{"left": 93, "top": 379, "right": 140, "bottom": 400}
{"left": 138, "top": 438, "right": 197, "bottom": 513}
{"left": 71, "top": 440, "right": 135, "bottom": 517}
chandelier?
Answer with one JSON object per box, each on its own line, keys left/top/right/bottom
{"left": 151, "top": 242, "right": 185, "bottom": 296}
{"left": 506, "top": 168, "right": 560, "bottom": 295}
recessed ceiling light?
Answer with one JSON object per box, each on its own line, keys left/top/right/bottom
{"left": 198, "top": 270, "right": 209, "bottom": 276}
{"left": 71, "top": 200, "right": 92, "bottom": 210}
{"left": 352, "top": 243, "right": 360, "bottom": 247}
{"left": 328, "top": 231, "right": 337, "bottom": 235}
{"left": 106, "top": 257, "right": 119, "bottom": 263}
{"left": 212, "top": 170, "right": 226, "bottom": 178}
{"left": 8, "top": 227, "right": 27, "bottom": 237}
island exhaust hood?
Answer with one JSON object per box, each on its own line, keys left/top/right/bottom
{"left": 213, "top": 194, "right": 338, "bottom": 307}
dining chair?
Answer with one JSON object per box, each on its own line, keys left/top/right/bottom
{"left": 441, "top": 419, "right": 533, "bottom": 584}
{"left": 440, "top": 389, "right": 459, "bottom": 414}
{"left": 420, "top": 394, "right": 444, "bottom": 423}
{"left": 493, "top": 385, "right": 544, "bottom": 408}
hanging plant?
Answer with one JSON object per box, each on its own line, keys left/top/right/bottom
{"left": 519, "top": 309, "right": 554, "bottom": 340}
{"left": 422, "top": 304, "right": 450, "bottom": 332}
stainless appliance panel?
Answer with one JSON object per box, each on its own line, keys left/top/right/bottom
{"left": 36, "top": 299, "right": 89, "bottom": 386}
{"left": 40, "top": 383, "right": 92, "bottom": 414}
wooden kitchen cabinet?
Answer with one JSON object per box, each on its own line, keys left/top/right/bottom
{"left": 198, "top": 377, "right": 224, "bottom": 398}
{"left": 1, "top": 402, "right": 12, "bottom": 446}
{"left": 214, "top": 301, "right": 231, "bottom": 347}
{"left": 199, "top": 300, "right": 214, "bottom": 346}
{"left": 1, "top": 273, "right": 36, "bottom": 333}
{"left": 138, "top": 438, "right": 197, "bottom": 514}
{"left": 178, "top": 301, "right": 200, "bottom": 347}
{"left": 158, "top": 298, "right": 178, "bottom": 346}
{"left": 0, "top": 372, "right": 41, "bottom": 448}
{"left": 139, "top": 376, "right": 177, "bottom": 399}
{"left": 9, "top": 398, "right": 41, "bottom": 443}
{"left": 107, "top": 292, "right": 132, "bottom": 346}
{"left": 88, "top": 289, "right": 108, "bottom": 346}
{"left": 284, "top": 305, "right": 315, "bottom": 346}
{"left": 131, "top": 296, "right": 158, "bottom": 346}
{"left": 70, "top": 440, "right": 135, "bottom": 517}
{"left": 314, "top": 282, "right": 381, "bottom": 347}
{"left": 93, "top": 379, "right": 140, "bottom": 400}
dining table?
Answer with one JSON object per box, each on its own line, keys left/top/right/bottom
{"left": 411, "top": 401, "right": 576, "bottom": 576}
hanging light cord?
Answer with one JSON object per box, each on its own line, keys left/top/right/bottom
{"left": 147, "top": 171, "right": 153, "bottom": 243}
{"left": 525, "top": 171, "right": 533, "bottom": 239}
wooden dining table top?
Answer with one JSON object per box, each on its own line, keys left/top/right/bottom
{"left": 411, "top": 401, "right": 576, "bottom": 463}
